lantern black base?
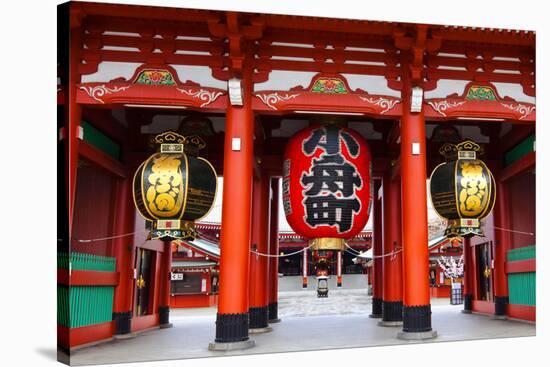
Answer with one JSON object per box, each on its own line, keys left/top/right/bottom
{"left": 268, "top": 302, "right": 280, "bottom": 323}
{"left": 159, "top": 306, "right": 170, "bottom": 326}
{"left": 112, "top": 311, "right": 132, "bottom": 335}
{"left": 462, "top": 294, "right": 473, "bottom": 313}
{"left": 369, "top": 297, "right": 383, "bottom": 318}
{"left": 249, "top": 306, "right": 269, "bottom": 329}
{"left": 382, "top": 300, "right": 403, "bottom": 322}
{"left": 214, "top": 313, "right": 250, "bottom": 343}
{"left": 402, "top": 305, "right": 433, "bottom": 333}
{"left": 494, "top": 296, "right": 509, "bottom": 319}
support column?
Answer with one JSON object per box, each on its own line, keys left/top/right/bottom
{"left": 268, "top": 177, "right": 281, "bottom": 323}
{"left": 159, "top": 240, "right": 173, "bottom": 328}
{"left": 462, "top": 237, "right": 473, "bottom": 314}
{"left": 66, "top": 11, "right": 83, "bottom": 237}
{"left": 337, "top": 251, "right": 343, "bottom": 288}
{"left": 111, "top": 178, "right": 137, "bottom": 337}
{"left": 209, "top": 74, "right": 255, "bottom": 351}
{"left": 248, "top": 173, "right": 271, "bottom": 333}
{"left": 302, "top": 248, "right": 308, "bottom": 288}
{"left": 493, "top": 179, "right": 510, "bottom": 319}
{"left": 379, "top": 174, "right": 403, "bottom": 326}
{"left": 398, "top": 69, "right": 437, "bottom": 340}
{"left": 370, "top": 180, "right": 383, "bottom": 318}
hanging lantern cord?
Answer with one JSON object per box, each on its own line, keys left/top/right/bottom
{"left": 58, "top": 230, "right": 149, "bottom": 243}
{"left": 344, "top": 241, "right": 403, "bottom": 259}
{"left": 488, "top": 226, "right": 535, "bottom": 236}
{"left": 250, "top": 241, "right": 317, "bottom": 258}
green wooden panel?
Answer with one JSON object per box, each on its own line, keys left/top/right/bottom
{"left": 57, "top": 252, "right": 116, "bottom": 272}
{"left": 81, "top": 120, "right": 121, "bottom": 160}
{"left": 504, "top": 134, "right": 535, "bottom": 167}
{"left": 57, "top": 252, "right": 116, "bottom": 328}
{"left": 508, "top": 272, "right": 536, "bottom": 306}
{"left": 57, "top": 285, "right": 115, "bottom": 328}
{"left": 507, "top": 245, "right": 536, "bottom": 262}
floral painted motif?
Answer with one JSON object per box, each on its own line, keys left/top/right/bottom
{"left": 135, "top": 69, "right": 177, "bottom": 86}
{"left": 311, "top": 78, "right": 348, "bottom": 94}
{"left": 465, "top": 86, "right": 497, "bottom": 101}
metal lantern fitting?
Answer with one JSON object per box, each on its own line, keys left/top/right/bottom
{"left": 282, "top": 123, "right": 372, "bottom": 251}
{"left": 429, "top": 140, "right": 496, "bottom": 238}
{"left": 133, "top": 131, "right": 217, "bottom": 240}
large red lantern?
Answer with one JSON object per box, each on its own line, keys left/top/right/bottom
{"left": 282, "top": 124, "right": 372, "bottom": 250}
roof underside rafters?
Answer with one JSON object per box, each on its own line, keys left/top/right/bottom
{"left": 74, "top": 1, "right": 535, "bottom": 93}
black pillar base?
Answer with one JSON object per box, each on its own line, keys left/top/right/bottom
{"left": 249, "top": 306, "right": 269, "bottom": 329}
{"left": 382, "top": 300, "right": 403, "bottom": 322}
{"left": 268, "top": 302, "right": 279, "bottom": 322}
{"left": 494, "top": 296, "right": 509, "bottom": 317}
{"left": 215, "top": 313, "right": 249, "bottom": 343}
{"left": 112, "top": 311, "right": 132, "bottom": 335}
{"left": 463, "top": 294, "right": 473, "bottom": 313}
{"left": 403, "top": 305, "right": 432, "bottom": 332}
{"left": 159, "top": 306, "right": 170, "bottom": 326}
{"left": 370, "top": 297, "right": 383, "bottom": 318}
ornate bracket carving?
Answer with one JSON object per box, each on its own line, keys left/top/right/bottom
{"left": 177, "top": 88, "right": 224, "bottom": 107}
{"left": 427, "top": 100, "right": 467, "bottom": 117}
{"left": 79, "top": 85, "right": 131, "bottom": 104}
{"left": 358, "top": 96, "right": 400, "bottom": 114}
{"left": 255, "top": 92, "right": 300, "bottom": 110}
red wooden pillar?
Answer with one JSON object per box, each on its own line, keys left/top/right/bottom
{"left": 379, "top": 173, "right": 403, "bottom": 326}
{"left": 493, "top": 179, "right": 510, "bottom": 318}
{"left": 248, "top": 173, "right": 271, "bottom": 332}
{"left": 302, "top": 247, "right": 308, "bottom": 288}
{"left": 159, "top": 240, "right": 173, "bottom": 328}
{"left": 66, "top": 9, "right": 83, "bottom": 238}
{"left": 110, "top": 178, "right": 137, "bottom": 335}
{"left": 268, "top": 177, "right": 281, "bottom": 323}
{"left": 462, "top": 237, "right": 473, "bottom": 313}
{"left": 370, "top": 179, "right": 383, "bottom": 318}
{"left": 336, "top": 251, "right": 343, "bottom": 287}
{"left": 210, "top": 74, "right": 255, "bottom": 349}
{"left": 399, "top": 73, "right": 436, "bottom": 339}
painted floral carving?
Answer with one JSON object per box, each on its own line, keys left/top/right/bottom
{"left": 135, "top": 69, "right": 177, "bottom": 86}
{"left": 311, "top": 78, "right": 348, "bottom": 94}
{"left": 500, "top": 102, "right": 536, "bottom": 120}
{"left": 465, "top": 86, "right": 498, "bottom": 101}
{"left": 358, "top": 96, "right": 400, "bottom": 114}
{"left": 255, "top": 92, "right": 300, "bottom": 110}
{"left": 427, "top": 100, "right": 467, "bottom": 117}
{"left": 79, "top": 85, "right": 131, "bottom": 104}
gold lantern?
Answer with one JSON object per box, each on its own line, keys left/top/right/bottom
{"left": 133, "top": 131, "right": 217, "bottom": 240}
{"left": 429, "top": 140, "right": 496, "bottom": 237}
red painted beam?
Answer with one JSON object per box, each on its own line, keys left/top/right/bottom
{"left": 507, "top": 304, "right": 536, "bottom": 322}
{"left": 79, "top": 141, "right": 127, "bottom": 178}
{"left": 58, "top": 322, "right": 115, "bottom": 349}
{"left": 505, "top": 259, "right": 536, "bottom": 273}
{"left": 472, "top": 300, "right": 495, "bottom": 315}
{"left": 500, "top": 151, "right": 536, "bottom": 182}
{"left": 57, "top": 269, "right": 120, "bottom": 286}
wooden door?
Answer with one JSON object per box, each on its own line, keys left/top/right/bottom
{"left": 476, "top": 242, "right": 494, "bottom": 301}
{"left": 135, "top": 248, "right": 153, "bottom": 316}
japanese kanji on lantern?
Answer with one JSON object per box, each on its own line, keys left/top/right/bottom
{"left": 133, "top": 131, "right": 217, "bottom": 240}
{"left": 282, "top": 123, "right": 372, "bottom": 251}
{"left": 429, "top": 140, "right": 496, "bottom": 238}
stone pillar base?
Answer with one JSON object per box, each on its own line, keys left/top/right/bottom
{"left": 208, "top": 339, "right": 255, "bottom": 351}
{"left": 397, "top": 330, "right": 438, "bottom": 340}
{"left": 378, "top": 320, "right": 403, "bottom": 327}
{"left": 249, "top": 326, "right": 273, "bottom": 334}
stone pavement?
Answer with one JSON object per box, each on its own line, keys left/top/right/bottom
{"left": 69, "top": 288, "right": 535, "bottom": 366}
